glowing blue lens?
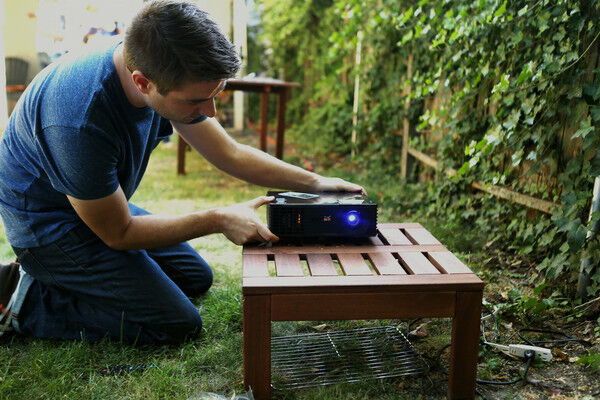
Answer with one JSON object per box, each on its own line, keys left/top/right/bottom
{"left": 346, "top": 211, "right": 360, "bottom": 226}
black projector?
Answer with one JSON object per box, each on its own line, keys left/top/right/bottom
{"left": 267, "top": 191, "right": 377, "bottom": 238}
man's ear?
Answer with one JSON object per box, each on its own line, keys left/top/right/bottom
{"left": 131, "top": 71, "right": 153, "bottom": 94}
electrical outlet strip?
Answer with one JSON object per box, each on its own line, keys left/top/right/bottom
{"left": 485, "top": 342, "right": 553, "bottom": 362}
{"left": 507, "top": 344, "right": 553, "bottom": 362}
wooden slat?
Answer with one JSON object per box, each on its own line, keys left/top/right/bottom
{"left": 378, "top": 222, "right": 423, "bottom": 229}
{"left": 242, "top": 274, "right": 484, "bottom": 295}
{"left": 377, "top": 227, "right": 413, "bottom": 245}
{"left": 306, "top": 254, "right": 338, "bottom": 276}
{"left": 274, "top": 254, "right": 304, "bottom": 277}
{"left": 271, "top": 291, "right": 455, "bottom": 321}
{"left": 367, "top": 235, "right": 385, "bottom": 246}
{"left": 428, "top": 252, "right": 472, "bottom": 274}
{"left": 337, "top": 253, "right": 372, "bottom": 275}
{"left": 244, "top": 244, "right": 448, "bottom": 255}
{"left": 243, "top": 254, "right": 269, "bottom": 277}
{"left": 368, "top": 252, "right": 405, "bottom": 275}
{"left": 404, "top": 228, "right": 441, "bottom": 245}
{"left": 398, "top": 252, "right": 440, "bottom": 274}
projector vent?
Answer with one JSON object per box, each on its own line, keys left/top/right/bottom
{"left": 269, "top": 207, "right": 304, "bottom": 235}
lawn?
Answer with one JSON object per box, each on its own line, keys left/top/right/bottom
{"left": 1, "top": 133, "right": 599, "bottom": 400}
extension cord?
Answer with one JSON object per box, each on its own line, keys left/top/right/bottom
{"left": 486, "top": 342, "right": 553, "bottom": 362}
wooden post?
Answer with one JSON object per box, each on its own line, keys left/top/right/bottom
{"left": 260, "top": 91, "right": 268, "bottom": 152}
{"left": 351, "top": 31, "right": 363, "bottom": 158}
{"left": 177, "top": 134, "right": 186, "bottom": 175}
{"left": 401, "top": 54, "right": 414, "bottom": 179}
{"left": 243, "top": 294, "right": 271, "bottom": 399}
{"left": 448, "top": 290, "right": 482, "bottom": 399}
{"left": 578, "top": 177, "right": 600, "bottom": 298}
{"left": 275, "top": 88, "right": 287, "bottom": 159}
{"left": 233, "top": 0, "right": 248, "bottom": 132}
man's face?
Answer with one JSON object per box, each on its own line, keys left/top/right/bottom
{"left": 145, "top": 79, "right": 226, "bottom": 123}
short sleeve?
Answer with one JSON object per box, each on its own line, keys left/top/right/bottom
{"left": 35, "top": 125, "right": 120, "bottom": 200}
{"left": 185, "top": 115, "right": 207, "bottom": 124}
{"left": 156, "top": 117, "right": 174, "bottom": 142}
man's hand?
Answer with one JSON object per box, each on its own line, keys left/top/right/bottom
{"left": 216, "top": 196, "right": 279, "bottom": 245}
{"left": 312, "top": 176, "right": 367, "bottom": 195}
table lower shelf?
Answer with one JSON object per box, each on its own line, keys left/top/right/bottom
{"left": 271, "top": 325, "right": 428, "bottom": 389}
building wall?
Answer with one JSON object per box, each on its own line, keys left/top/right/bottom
{"left": 198, "top": 0, "right": 232, "bottom": 38}
{"left": 3, "top": 0, "right": 40, "bottom": 82}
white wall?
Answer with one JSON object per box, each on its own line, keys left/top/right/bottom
{"left": 3, "top": 0, "right": 39, "bottom": 82}
{"left": 0, "top": 0, "right": 8, "bottom": 130}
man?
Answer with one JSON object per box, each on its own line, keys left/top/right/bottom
{"left": 0, "top": 1, "right": 363, "bottom": 344}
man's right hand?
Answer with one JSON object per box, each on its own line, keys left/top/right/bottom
{"left": 216, "top": 196, "right": 279, "bottom": 245}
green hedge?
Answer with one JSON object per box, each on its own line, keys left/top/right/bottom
{"left": 258, "top": 0, "right": 600, "bottom": 298}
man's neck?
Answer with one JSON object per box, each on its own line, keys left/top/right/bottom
{"left": 113, "top": 44, "right": 147, "bottom": 108}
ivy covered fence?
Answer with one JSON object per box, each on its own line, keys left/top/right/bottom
{"left": 257, "top": 0, "right": 600, "bottom": 298}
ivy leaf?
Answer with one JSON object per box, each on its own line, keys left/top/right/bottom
{"left": 558, "top": 218, "right": 581, "bottom": 233}
{"left": 583, "top": 83, "right": 600, "bottom": 101}
{"left": 590, "top": 107, "right": 600, "bottom": 123}
{"left": 547, "top": 252, "right": 568, "bottom": 278}
{"left": 572, "top": 117, "right": 594, "bottom": 139}
{"left": 538, "top": 12, "right": 550, "bottom": 33}
{"left": 494, "top": 0, "right": 507, "bottom": 18}
{"left": 567, "top": 86, "right": 582, "bottom": 99}
{"left": 590, "top": 154, "right": 600, "bottom": 176}
{"left": 502, "top": 110, "right": 521, "bottom": 130}
{"left": 552, "top": 28, "right": 566, "bottom": 42}
{"left": 517, "top": 5, "right": 528, "bottom": 17}
{"left": 457, "top": 161, "right": 470, "bottom": 176}
{"left": 475, "top": 138, "right": 488, "bottom": 151}
{"left": 567, "top": 224, "right": 588, "bottom": 251}
{"left": 515, "top": 66, "right": 533, "bottom": 85}
{"left": 492, "top": 74, "right": 510, "bottom": 94}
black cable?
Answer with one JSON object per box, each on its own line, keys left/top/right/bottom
{"left": 435, "top": 344, "right": 535, "bottom": 386}
{"left": 476, "top": 351, "right": 534, "bottom": 386}
{"left": 431, "top": 303, "right": 593, "bottom": 394}
{"left": 480, "top": 303, "right": 499, "bottom": 343}
{"left": 517, "top": 328, "right": 592, "bottom": 347}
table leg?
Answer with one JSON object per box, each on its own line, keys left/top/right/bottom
{"left": 260, "top": 92, "right": 268, "bottom": 153}
{"left": 243, "top": 294, "right": 271, "bottom": 399}
{"left": 275, "top": 89, "right": 288, "bottom": 159}
{"left": 177, "top": 134, "right": 187, "bottom": 175}
{"left": 448, "top": 290, "right": 482, "bottom": 399}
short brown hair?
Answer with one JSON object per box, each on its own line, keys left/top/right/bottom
{"left": 124, "top": 0, "right": 240, "bottom": 94}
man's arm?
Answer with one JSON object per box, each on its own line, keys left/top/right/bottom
{"left": 67, "top": 187, "right": 278, "bottom": 250}
{"left": 173, "top": 118, "right": 365, "bottom": 193}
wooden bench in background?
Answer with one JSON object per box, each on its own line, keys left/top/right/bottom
{"left": 177, "top": 78, "right": 300, "bottom": 175}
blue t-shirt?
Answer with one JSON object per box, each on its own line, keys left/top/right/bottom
{"left": 0, "top": 41, "right": 205, "bottom": 248}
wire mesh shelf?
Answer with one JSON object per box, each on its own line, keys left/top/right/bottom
{"left": 271, "top": 325, "right": 429, "bottom": 389}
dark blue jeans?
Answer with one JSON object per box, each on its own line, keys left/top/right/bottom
{"left": 12, "top": 223, "right": 213, "bottom": 344}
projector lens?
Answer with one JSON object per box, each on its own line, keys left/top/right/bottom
{"left": 346, "top": 211, "right": 360, "bottom": 226}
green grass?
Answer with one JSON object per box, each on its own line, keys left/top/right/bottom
{"left": 3, "top": 138, "right": 597, "bottom": 399}
{"left": 0, "top": 141, "right": 449, "bottom": 399}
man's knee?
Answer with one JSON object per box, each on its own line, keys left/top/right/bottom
{"left": 153, "top": 307, "right": 203, "bottom": 344}
{"left": 186, "top": 265, "right": 213, "bottom": 297}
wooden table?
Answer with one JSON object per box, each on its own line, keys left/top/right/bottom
{"left": 177, "top": 77, "right": 300, "bottom": 175}
{"left": 242, "top": 223, "right": 484, "bottom": 399}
